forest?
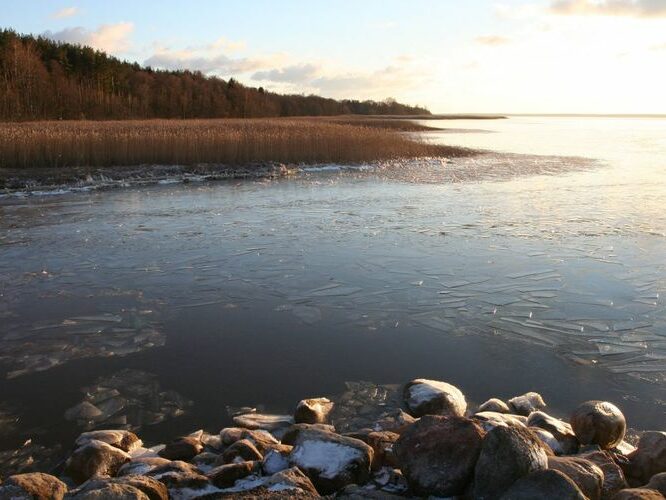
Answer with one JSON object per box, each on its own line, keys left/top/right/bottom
{"left": 0, "top": 29, "right": 430, "bottom": 121}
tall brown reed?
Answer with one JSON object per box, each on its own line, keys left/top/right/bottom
{"left": 0, "top": 118, "right": 470, "bottom": 169}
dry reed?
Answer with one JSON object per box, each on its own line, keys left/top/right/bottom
{"left": 0, "top": 118, "right": 471, "bottom": 169}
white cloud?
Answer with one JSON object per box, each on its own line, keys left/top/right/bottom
{"left": 144, "top": 50, "right": 267, "bottom": 74}
{"left": 475, "top": 35, "right": 511, "bottom": 46}
{"left": 51, "top": 6, "right": 79, "bottom": 19}
{"left": 43, "top": 22, "right": 134, "bottom": 53}
{"left": 550, "top": 0, "right": 666, "bottom": 17}
{"left": 252, "top": 64, "right": 319, "bottom": 83}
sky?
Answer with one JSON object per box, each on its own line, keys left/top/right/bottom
{"left": 3, "top": 0, "right": 666, "bottom": 114}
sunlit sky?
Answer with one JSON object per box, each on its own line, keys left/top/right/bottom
{"left": 5, "top": 0, "right": 666, "bottom": 113}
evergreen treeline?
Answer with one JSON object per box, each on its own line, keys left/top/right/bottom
{"left": 0, "top": 29, "right": 430, "bottom": 121}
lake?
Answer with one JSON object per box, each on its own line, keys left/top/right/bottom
{"left": 1, "top": 115, "right": 665, "bottom": 455}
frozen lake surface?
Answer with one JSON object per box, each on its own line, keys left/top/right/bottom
{"left": 1, "top": 115, "right": 665, "bottom": 454}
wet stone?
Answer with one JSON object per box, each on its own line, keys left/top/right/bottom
{"left": 548, "top": 455, "right": 604, "bottom": 500}
{"left": 571, "top": 401, "right": 627, "bottom": 449}
{"left": 294, "top": 397, "right": 334, "bottom": 425}
{"left": 626, "top": 431, "right": 666, "bottom": 485}
{"left": 500, "top": 469, "right": 587, "bottom": 500}
{"left": 478, "top": 398, "right": 511, "bottom": 414}
{"left": 403, "top": 378, "right": 466, "bottom": 418}
{"left": 65, "top": 439, "right": 131, "bottom": 483}
{"left": 527, "top": 411, "right": 580, "bottom": 455}
{"left": 220, "top": 439, "right": 263, "bottom": 464}
{"left": 158, "top": 436, "right": 203, "bottom": 461}
{"left": 508, "top": 391, "right": 547, "bottom": 416}
{"left": 0, "top": 472, "right": 68, "bottom": 500}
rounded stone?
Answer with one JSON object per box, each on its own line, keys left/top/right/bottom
{"left": 500, "top": 469, "right": 586, "bottom": 500}
{"left": 395, "top": 415, "right": 485, "bottom": 497}
{"left": 403, "top": 379, "right": 466, "bottom": 418}
{"left": 570, "top": 401, "right": 626, "bottom": 449}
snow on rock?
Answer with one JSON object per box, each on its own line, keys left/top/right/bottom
{"left": 403, "top": 378, "right": 467, "bottom": 418}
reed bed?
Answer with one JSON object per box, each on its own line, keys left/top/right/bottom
{"left": 0, "top": 118, "right": 470, "bottom": 169}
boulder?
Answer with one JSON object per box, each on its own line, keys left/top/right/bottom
{"left": 220, "top": 439, "right": 263, "bottom": 464}
{"left": 288, "top": 428, "right": 373, "bottom": 494}
{"left": 571, "top": 401, "right": 626, "bottom": 449}
{"left": 479, "top": 398, "right": 511, "bottom": 414}
{"left": 548, "top": 455, "right": 604, "bottom": 500}
{"left": 232, "top": 413, "right": 294, "bottom": 431}
{"left": 626, "top": 431, "right": 666, "bottom": 485}
{"left": 74, "top": 430, "right": 142, "bottom": 453}
{"left": 373, "top": 408, "right": 417, "bottom": 434}
{"left": 527, "top": 410, "right": 579, "bottom": 454}
{"left": 473, "top": 425, "right": 549, "bottom": 499}
{"left": 394, "top": 415, "right": 485, "bottom": 497}
{"left": 117, "top": 457, "right": 171, "bottom": 477}
{"left": 67, "top": 482, "right": 149, "bottom": 499}
{"left": 64, "top": 402, "right": 103, "bottom": 422}
{"left": 579, "top": 450, "right": 629, "bottom": 498}
{"left": 281, "top": 423, "right": 336, "bottom": 445}
{"left": 365, "top": 431, "right": 400, "bottom": 469}
{"left": 263, "top": 467, "right": 319, "bottom": 495}
{"left": 114, "top": 476, "right": 168, "bottom": 500}
{"left": 294, "top": 397, "right": 334, "bottom": 424}
{"left": 646, "top": 473, "right": 666, "bottom": 496}
{"left": 0, "top": 472, "right": 67, "bottom": 500}
{"left": 65, "top": 440, "right": 131, "bottom": 483}
{"left": 473, "top": 411, "right": 527, "bottom": 432}
{"left": 403, "top": 379, "right": 466, "bottom": 417}
{"left": 507, "top": 392, "right": 546, "bottom": 416}
{"left": 500, "top": 469, "right": 586, "bottom": 499}
{"left": 206, "top": 461, "right": 261, "bottom": 488}
{"left": 612, "top": 488, "right": 666, "bottom": 499}
{"left": 157, "top": 436, "right": 203, "bottom": 461}
{"left": 262, "top": 448, "right": 291, "bottom": 475}
{"left": 530, "top": 427, "right": 558, "bottom": 455}
{"left": 145, "top": 460, "right": 209, "bottom": 489}
{"left": 239, "top": 429, "right": 280, "bottom": 454}
{"left": 220, "top": 427, "right": 245, "bottom": 446}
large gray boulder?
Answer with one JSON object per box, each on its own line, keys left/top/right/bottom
{"left": 394, "top": 415, "right": 485, "bottom": 497}
{"left": 288, "top": 428, "right": 373, "bottom": 495}
{"left": 473, "top": 425, "right": 549, "bottom": 500}
{"left": 403, "top": 379, "right": 466, "bottom": 418}
{"left": 571, "top": 401, "right": 626, "bottom": 449}
{"left": 64, "top": 440, "right": 131, "bottom": 483}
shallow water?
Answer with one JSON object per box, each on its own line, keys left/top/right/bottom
{"left": 1, "top": 116, "right": 665, "bottom": 455}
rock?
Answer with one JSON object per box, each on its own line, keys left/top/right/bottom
{"left": 117, "top": 457, "right": 171, "bottom": 477}
{"left": 281, "top": 423, "right": 337, "bottom": 445}
{"left": 262, "top": 448, "right": 291, "bottom": 475}
{"left": 507, "top": 392, "right": 546, "bottom": 416}
{"left": 580, "top": 450, "right": 629, "bottom": 498}
{"left": 473, "top": 411, "right": 527, "bottom": 432}
{"left": 647, "top": 473, "right": 666, "bottom": 496}
{"left": 364, "top": 431, "right": 400, "bottom": 469}
{"left": 394, "top": 415, "right": 485, "bottom": 497}
{"left": 500, "top": 469, "right": 586, "bottom": 499}
{"left": 373, "top": 408, "right": 416, "bottom": 434}
{"left": 473, "top": 425, "right": 549, "bottom": 500}
{"left": 263, "top": 467, "right": 319, "bottom": 495}
{"left": 288, "top": 428, "right": 373, "bottom": 495}
{"left": 0, "top": 472, "right": 67, "bottom": 500}
{"left": 232, "top": 413, "right": 294, "bottom": 431}
{"left": 64, "top": 402, "right": 103, "bottom": 422}
{"left": 65, "top": 440, "right": 131, "bottom": 483}
{"left": 571, "top": 401, "right": 627, "bottom": 449}
{"left": 294, "top": 397, "right": 334, "bottom": 424}
{"left": 74, "top": 430, "right": 142, "bottom": 453}
{"left": 207, "top": 461, "right": 261, "bottom": 488}
{"left": 549, "top": 456, "right": 604, "bottom": 500}
{"left": 192, "top": 452, "right": 220, "bottom": 469}
{"left": 403, "top": 378, "right": 466, "bottom": 417}
{"left": 157, "top": 436, "right": 203, "bottom": 461}
{"left": 527, "top": 411, "right": 579, "bottom": 454}
{"left": 616, "top": 440, "right": 638, "bottom": 456}
{"left": 220, "top": 427, "right": 245, "bottom": 446}
{"left": 612, "top": 488, "right": 666, "bottom": 499}
{"left": 68, "top": 482, "right": 149, "bottom": 499}
{"left": 114, "top": 476, "right": 168, "bottom": 500}
{"left": 626, "top": 431, "right": 666, "bottom": 485}
{"left": 530, "top": 427, "right": 559, "bottom": 455}
{"left": 479, "top": 398, "right": 511, "bottom": 414}
{"left": 220, "top": 439, "right": 263, "bottom": 464}
{"left": 67, "top": 477, "right": 167, "bottom": 500}
{"left": 145, "top": 460, "right": 209, "bottom": 489}
{"left": 239, "top": 429, "right": 280, "bottom": 454}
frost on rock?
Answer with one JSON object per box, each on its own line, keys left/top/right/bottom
{"left": 291, "top": 440, "right": 363, "bottom": 480}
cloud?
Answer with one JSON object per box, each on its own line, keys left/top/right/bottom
{"left": 51, "top": 6, "right": 79, "bottom": 19}
{"left": 475, "top": 35, "right": 511, "bottom": 46}
{"left": 43, "top": 22, "right": 134, "bottom": 53}
{"left": 144, "top": 50, "right": 267, "bottom": 75}
{"left": 651, "top": 41, "right": 666, "bottom": 49}
{"left": 550, "top": 0, "right": 666, "bottom": 17}
{"left": 252, "top": 64, "right": 319, "bottom": 83}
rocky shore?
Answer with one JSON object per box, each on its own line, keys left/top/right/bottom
{"left": 1, "top": 378, "right": 665, "bottom": 499}
{"left": 0, "top": 162, "right": 291, "bottom": 195}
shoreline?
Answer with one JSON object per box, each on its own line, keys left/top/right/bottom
{"left": 1, "top": 378, "right": 664, "bottom": 498}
